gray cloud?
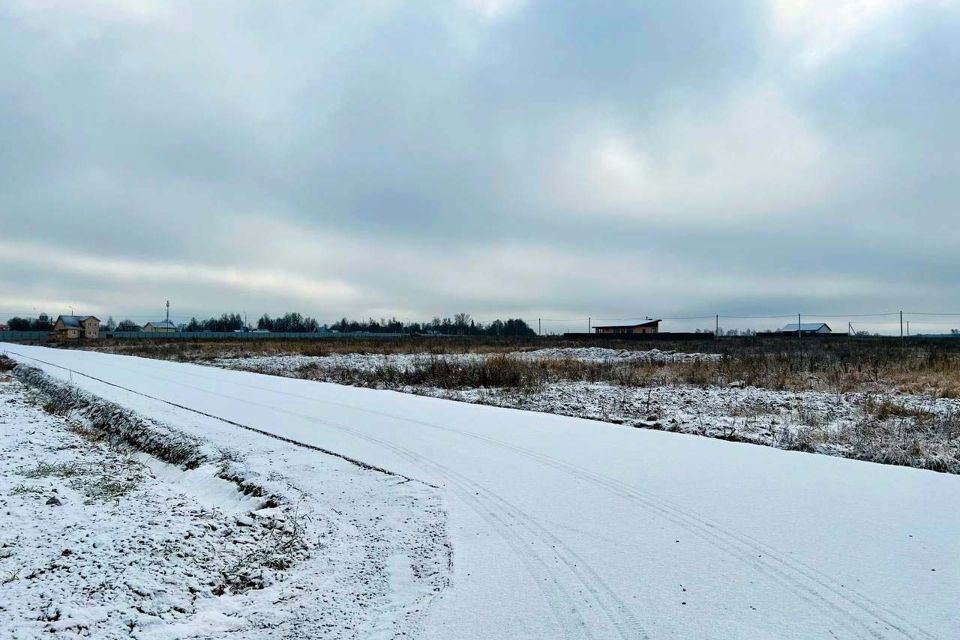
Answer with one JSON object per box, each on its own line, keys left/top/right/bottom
{"left": 1, "top": 0, "right": 958, "bottom": 333}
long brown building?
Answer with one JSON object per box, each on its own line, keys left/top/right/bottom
{"left": 593, "top": 320, "right": 661, "bottom": 335}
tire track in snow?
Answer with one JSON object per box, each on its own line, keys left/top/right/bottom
{"left": 221, "top": 376, "right": 931, "bottom": 640}
{"left": 142, "top": 357, "right": 928, "bottom": 640}
{"left": 9, "top": 350, "right": 936, "bottom": 639}
{"left": 116, "top": 357, "right": 933, "bottom": 640}
{"left": 121, "top": 364, "right": 648, "bottom": 640}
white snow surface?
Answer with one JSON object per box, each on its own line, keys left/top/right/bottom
{"left": 4, "top": 344, "right": 960, "bottom": 639}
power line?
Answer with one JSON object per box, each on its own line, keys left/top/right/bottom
{"left": 800, "top": 312, "right": 899, "bottom": 318}
{"left": 661, "top": 315, "right": 725, "bottom": 321}
{"left": 2, "top": 309, "right": 960, "bottom": 327}
{"left": 904, "top": 312, "right": 960, "bottom": 316}
{"left": 712, "top": 314, "right": 798, "bottom": 320}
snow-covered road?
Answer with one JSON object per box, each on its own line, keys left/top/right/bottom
{"left": 4, "top": 344, "right": 959, "bottom": 639}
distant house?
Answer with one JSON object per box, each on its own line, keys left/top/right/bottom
{"left": 780, "top": 322, "right": 832, "bottom": 334}
{"left": 53, "top": 315, "right": 100, "bottom": 340}
{"left": 116, "top": 320, "right": 142, "bottom": 332}
{"left": 593, "top": 319, "right": 661, "bottom": 335}
{"left": 0, "top": 324, "right": 9, "bottom": 332}
{"left": 143, "top": 321, "right": 177, "bottom": 333}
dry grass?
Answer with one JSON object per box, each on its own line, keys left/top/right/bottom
{"left": 669, "top": 345, "right": 960, "bottom": 397}
{"left": 291, "top": 356, "right": 676, "bottom": 391}
{"left": 76, "top": 337, "right": 548, "bottom": 361}
{"left": 846, "top": 409, "right": 960, "bottom": 473}
{"left": 16, "top": 458, "right": 144, "bottom": 501}
{"left": 74, "top": 334, "right": 722, "bottom": 361}
{"left": 287, "top": 351, "right": 960, "bottom": 399}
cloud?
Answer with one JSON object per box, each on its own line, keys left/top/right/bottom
{"left": 544, "top": 89, "right": 834, "bottom": 221}
{"left": 464, "top": 0, "right": 525, "bottom": 20}
{"left": 0, "top": 1, "right": 958, "bottom": 331}
{"left": 0, "top": 239, "right": 365, "bottom": 316}
{"left": 771, "top": 0, "right": 954, "bottom": 68}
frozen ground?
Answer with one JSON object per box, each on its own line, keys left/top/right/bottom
{"left": 0, "top": 359, "right": 448, "bottom": 639}
{"left": 4, "top": 344, "right": 960, "bottom": 639}
{"left": 205, "top": 349, "right": 960, "bottom": 473}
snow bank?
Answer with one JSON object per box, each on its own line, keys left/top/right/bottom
{"left": 15, "top": 363, "right": 208, "bottom": 469}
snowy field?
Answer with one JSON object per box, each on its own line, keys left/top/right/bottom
{"left": 204, "top": 348, "right": 960, "bottom": 473}
{"left": 3, "top": 343, "right": 960, "bottom": 639}
{"left": 0, "top": 354, "right": 448, "bottom": 638}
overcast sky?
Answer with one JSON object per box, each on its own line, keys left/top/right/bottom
{"left": 1, "top": 0, "right": 958, "bottom": 333}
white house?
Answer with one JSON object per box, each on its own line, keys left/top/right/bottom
{"left": 143, "top": 321, "right": 177, "bottom": 333}
{"left": 780, "top": 323, "right": 832, "bottom": 334}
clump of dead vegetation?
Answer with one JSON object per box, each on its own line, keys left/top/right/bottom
{"left": 316, "top": 355, "right": 549, "bottom": 390}
{"left": 16, "top": 458, "right": 144, "bottom": 502}
{"left": 216, "top": 506, "right": 310, "bottom": 594}
{"left": 778, "top": 397, "right": 960, "bottom": 473}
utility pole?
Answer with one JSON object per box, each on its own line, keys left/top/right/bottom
{"left": 538, "top": 318, "right": 541, "bottom": 336}
{"left": 907, "top": 320, "right": 910, "bottom": 337}
{"left": 900, "top": 310, "right": 903, "bottom": 339}
{"left": 588, "top": 317, "right": 591, "bottom": 334}
{"left": 798, "top": 313, "right": 802, "bottom": 342}
{"left": 166, "top": 300, "right": 170, "bottom": 324}
{"left": 715, "top": 314, "right": 719, "bottom": 337}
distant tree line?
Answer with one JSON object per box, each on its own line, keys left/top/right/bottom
{"left": 183, "top": 313, "right": 246, "bottom": 332}
{"left": 3, "top": 311, "right": 529, "bottom": 338}
{"left": 5, "top": 315, "right": 53, "bottom": 331}
{"left": 177, "top": 312, "right": 322, "bottom": 333}
{"left": 330, "top": 313, "right": 536, "bottom": 336}
{"left": 256, "top": 312, "right": 320, "bottom": 333}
